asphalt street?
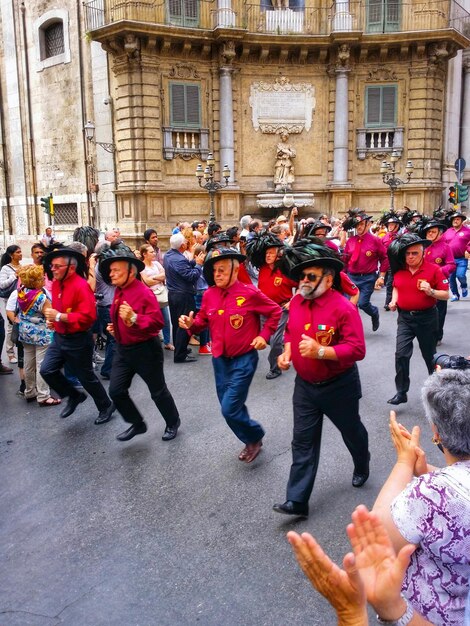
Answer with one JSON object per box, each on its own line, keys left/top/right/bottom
{"left": 1, "top": 290, "right": 469, "bottom": 625}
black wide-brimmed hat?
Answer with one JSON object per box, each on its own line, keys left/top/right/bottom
{"left": 449, "top": 211, "right": 466, "bottom": 220}
{"left": 205, "top": 232, "right": 233, "bottom": 253}
{"left": 419, "top": 219, "right": 448, "bottom": 236}
{"left": 278, "top": 238, "right": 343, "bottom": 288}
{"left": 99, "top": 248, "right": 145, "bottom": 285}
{"left": 245, "top": 232, "right": 284, "bottom": 269}
{"left": 43, "top": 247, "right": 88, "bottom": 280}
{"left": 203, "top": 247, "right": 246, "bottom": 286}
{"left": 303, "top": 221, "right": 332, "bottom": 237}
{"left": 342, "top": 209, "right": 373, "bottom": 231}
{"left": 387, "top": 233, "right": 431, "bottom": 274}
{"left": 378, "top": 210, "right": 402, "bottom": 227}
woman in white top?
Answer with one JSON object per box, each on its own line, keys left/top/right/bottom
{"left": 0, "top": 244, "right": 22, "bottom": 363}
{"left": 140, "top": 244, "right": 174, "bottom": 351}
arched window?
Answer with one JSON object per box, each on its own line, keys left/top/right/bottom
{"left": 35, "top": 10, "right": 70, "bottom": 71}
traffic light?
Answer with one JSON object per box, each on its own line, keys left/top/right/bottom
{"left": 40, "top": 196, "right": 50, "bottom": 214}
{"left": 457, "top": 183, "right": 469, "bottom": 203}
{"left": 40, "top": 194, "right": 53, "bottom": 214}
{"left": 449, "top": 186, "right": 457, "bottom": 205}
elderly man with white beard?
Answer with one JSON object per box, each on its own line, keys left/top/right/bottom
{"left": 272, "top": 240, "right": 370, "bottom": 518}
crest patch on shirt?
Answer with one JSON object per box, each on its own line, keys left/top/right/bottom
{"left": 366, "top": 250, "right": 372, "bottom": 257}
{"left": 230, "top": 314, "right": 243, "bottom": 329}
{"left": 304, "top": 323, "right": 311, "bottom": 331}
{"left": 218, "top": 309, "right": 224, "bottom": 315}
{"left": 66, "top": 308, "right": 72, "bottom": 313}
{"left": 459, "top": 232, "right": 465, "bottom": 237}
{"left": 435, "top": 257, "right": 442, "bottom": 264}
{"left": 236, "top": 296, "right": 246, "bottom": 307}
{"left": 274, "top": 277, "right": 282, "bottom": 287}
{"left": 316, "top": 330, "right": 333, "bottom": 346}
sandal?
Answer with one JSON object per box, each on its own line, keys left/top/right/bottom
{"left": 164, "top": 344, "right": 175, "bottom": 351}
{"left": 238, "top": 446, "right": 249, "bottom": 461}
{"left": 38, "top": 397, "right": 62, "bottom": 407}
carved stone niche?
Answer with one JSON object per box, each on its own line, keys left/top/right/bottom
{"left": 249, "top": 76, "right": 315, "bottom": 135}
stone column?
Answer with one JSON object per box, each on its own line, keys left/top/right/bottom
{"left": 333, "top": 66, "right": 350, "bottom": 184}
{"left": 219, "top": 66, "right": 235, "bottom": 183}
{"left": 460, "top": 52, "right": 470, "bottom": 177}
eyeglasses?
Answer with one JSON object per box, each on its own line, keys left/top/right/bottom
{"left": 300, "top": 272, "right": 323, "bottom": 282}
{"left": 50, "top": 264, "right": 68, "bottom": 269}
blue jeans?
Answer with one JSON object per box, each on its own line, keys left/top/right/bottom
{"left": 97, "top": 305, "right": 116, "bottom": 377}
{"left": 449, "top": 257, "right": 468, "bottom": 297}
{"left": 194, "top": 291, "right": 210, "bottom": 346}
{"left": 160, "top": 305, "right": 171, "bottom": 345}
{"left": 348, "top": 273, "right": 378, "bottom": 318}
{"left": 212, "top": 350, "right": 265, "bottom": 444}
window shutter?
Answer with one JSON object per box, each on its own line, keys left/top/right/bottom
{"left": 186, "top": 85, "right": 200, "bottom": 126}
{"left": 385, "top": 0, "right": 400, "bottom": 31}
{"left": 366, "top": 0, "right": 383, "bottom": 33}
{"left": 366, "top": 87, "right": 381, "bottom": 126}
{"left": 382, "top": 86, "right": 396, "bottom": 125}
{"left": 171, "top": 84, "right": 186, "bottom": 125}
{"left": 184, "top": 0, "right": 198, "bottom": 21}
{"left": 169, "top": 0, "right": 182, "bottom": 19}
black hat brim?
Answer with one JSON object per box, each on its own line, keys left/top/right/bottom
{"left": 290, "top": 257, "right": 344, "bottom": 281}
{"left": 99, "top": 255, "right": 145, "bottom": 284}
{"left": 43, "top": 248, "right": 88, "bottom": 280}
{"left": 203, "top": 252, "right": 246, "bottom": 286}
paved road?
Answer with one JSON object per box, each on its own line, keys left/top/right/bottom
{"left": 1, "top": 291, "right": 469, "bottom": 625}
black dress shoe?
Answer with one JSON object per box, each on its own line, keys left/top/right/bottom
{"left": 273, "top": 500, "right": 309, "bottom": 518}
{"left": 116, "top": 422, "right": 147, "bottom": 441}
{"left": 352, "top": 471, "right": 369, "bottom": 488}
{"left": 266, "top": 367, "right": 282, "bottom": 380}
{"left": 174, "top": 355, "right": 197, "bottom": 363}
{"left": 60, "top": 391, "right": 87, "bottom": 418}
{"left": 387, "top": 392, "right": 408, "bottom": 405}
{"left": 372, "top": 313, "right": 380, "bottom": 331}
{"left": 162, "top": 418, "right": 181, "bottom": 441}
{"left": 94, "top": 403, "right": 116, "bottom": 425}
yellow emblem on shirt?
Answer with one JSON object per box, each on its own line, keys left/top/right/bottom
{"left": 304, "top": 323, "right": 311, "bottom": 331}
{"left": 366, "top": 250, "right": 372, "bottom": 257}
{"left": 236, "top": 296, "right": 246, "bottom": 307}
{"left": 316, "top": 330, "right": 333, "bottom": 346}
{"left": 274, "top": 277, "right": 282, "bottom": 287}
{"left": 230, "top": 314, "right": 244, "bottom": 329}
{"left": 66, "top": 308, "right": 72, "bottom": 313}
{"left": 435, "top": 257, "right": 442, "bottom": 264}
{"left": 218, "top": 309, "right": 224, "bottom": 315}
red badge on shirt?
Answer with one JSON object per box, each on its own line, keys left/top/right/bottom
{"left": 274, "top": 277, "right": 282, "bottom": 287}
{"left": 230, "top": 314, "right": 244, "bottom": 329}
{"left": 316, "top": 331, "right": 333, "bottom": 346}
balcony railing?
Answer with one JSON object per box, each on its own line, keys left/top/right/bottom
{"left": 162, "top": 127, "right": 209, "bottom": 160}
{"left": 356, "top": 127, "right": 403, "bottom": 160}
{"left": 84, "top": 0, "right": 470, "bottom": 38}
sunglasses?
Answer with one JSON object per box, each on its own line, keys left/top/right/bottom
{"left": 300, "top": 272, "right": 323, "bottom": 282}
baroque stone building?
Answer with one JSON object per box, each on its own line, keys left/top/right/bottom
{"left": 0, "top": 0, "right": 470, "bottom": 245}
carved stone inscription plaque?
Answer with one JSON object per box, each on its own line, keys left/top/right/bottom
{"left": 250, "top": 76, "right": 315, "bottom": 134}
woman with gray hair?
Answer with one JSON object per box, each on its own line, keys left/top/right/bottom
{"left": 372, "top": 369, "right": 470, "bottom": 626}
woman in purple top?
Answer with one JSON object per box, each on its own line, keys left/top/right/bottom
{"left": 421, "top": 219, "right": 455, "bottom": 343}
{"left": 373, "top": 369, "right": 470, "bottom": 626}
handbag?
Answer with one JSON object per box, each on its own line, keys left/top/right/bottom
{"left": 154, "top": 284, "right": 169, "bottom": 307}
{"left": 0, "top": 266, "right": 17, "bottom": 298}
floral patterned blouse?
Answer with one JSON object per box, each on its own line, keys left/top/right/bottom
{"left": 391, "top": 461, "right": 470, "bottom": 625}
{"left": 14, "top": 288, "right": 53, "bottom": 346}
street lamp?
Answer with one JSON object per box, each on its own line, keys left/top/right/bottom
{"left": 84, "top": 120, "right": 116, "bottom": 153}
{"left": 195, "top": 153, "right": 230, "bottom": 223}
{"left": 380, "top": 151, "right": 414, "bottom": 210}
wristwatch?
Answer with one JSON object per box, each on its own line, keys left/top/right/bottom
{"left": 130, "top": 313, "right": 137, "bottom": 325}
{"left": 376, "top": 597, "right": 414, "bottom": 625}
{"left": 317, "top": 347, "right": 326, "bottom": 359}
{"left": 55, "top": 312, "right": 61, "bottom": 322}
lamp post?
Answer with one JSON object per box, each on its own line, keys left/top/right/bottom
{"left": 380, "top": 151, "right": 414, "bottom": 210}
{"left": 195, "top": 153, "right": 230, "bottom": 223}
{"left": 84, "top": 120, "right": 116, "bottom": 153}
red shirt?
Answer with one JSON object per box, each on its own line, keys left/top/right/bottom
{"left": 190, "top": 281, "right": 281, "bottom": 358}
{"left": 52, "top": 272, "right": 97, "bottom": 334}
{"left": 393, "top": 261, "right": 448, "bottom": 311}
{"left": 339, "top": 272, "right": 358, "bottom": 297}
{"left": 258, "top": 265, "right": 297, "bottom": 305}
{"left": 284, "top": 289, "right": 366, "bottom": 384}
{"left": 237, "top": 263, "right": 252, "bottom": 284}
{"left": 343, "top": 232, "right": 386, "bottom": 274}
{"left": 442, "top": 224, "right": 470, "bottom": 258}
{"left": 380, "top": 231, "right": 398, "bottom": 273}
{"left": 111, "top": 279, "right": 164, "bottom": 345}
{"left": 425, "top": 239, "right": 455, "bottom": 278}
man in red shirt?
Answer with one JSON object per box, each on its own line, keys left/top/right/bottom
{"left": 441, "top": 211, "right": 470, "bottom": 301}
{"left": 41, "top": 248, "right": 115, "bottom": 424}
{"left": 378, "top": 211, "right": 402, "bottom": 310}
{"left": 342, "top": 211, "right": 386, "bottom": 331}
{"left": 272, "top": 241, "right": 369, "bottom": 518}
{"left": 179, "top": 247, "right": 281, "bottom": 464}
{"left": 386, "top": 234, "right": 449, "bottom": 405}
{"left": 246, "top": 233, "right": 297, "bottom": 379}
{"left": 100, "top": 250, "right": 180, "bottom": 442}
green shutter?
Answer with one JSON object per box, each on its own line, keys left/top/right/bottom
{"left": 366, "top": 0, "right": 383, "bottom": 32}
{"left": 366, "top": 0, "right": 400, "bottom": 33}
{"left": 365, "top": 85, "right": 397, "bottom": 127}
{"left": 170, "top": 83, "right": 201, "bottom": 127}
{"left": 168, "top": 0, "right": 199, "bottom": 26}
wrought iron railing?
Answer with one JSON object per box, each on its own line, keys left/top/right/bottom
{"left": 84, "top": 0, "right": 470, "bottom": 38}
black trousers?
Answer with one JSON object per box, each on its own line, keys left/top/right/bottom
{"left": 394, "top": 307, "right": 438, "bottom": 394}
{"left": 436, "top": 299, "right": 447, "bottom": 342}
{"left": 168, "top": 291, "right": 196, "bottom": 362}
{"left": 40, "top": 331, "right": 111, "bottom": 410}
{"left": 384, "top": 271, "right": 393, "bottom": 307}
{"left": 286, "top": 366, "right": 369, "bottom": 504}
{"left": 109, "top": 337, "right": 179, "bottom": 428}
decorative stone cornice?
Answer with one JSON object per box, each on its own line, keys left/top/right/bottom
{"left": 367, "top": 65, "right": 397, "bottom": 81}
{"left": 168, "top": 63, "right": 200, "bottom": 79}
